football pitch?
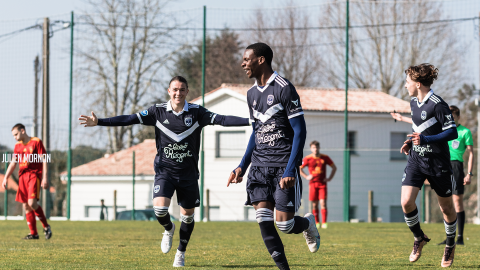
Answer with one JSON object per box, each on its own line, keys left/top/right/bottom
{"left": 0, "top": 221, "right": 479, "bottom": 269}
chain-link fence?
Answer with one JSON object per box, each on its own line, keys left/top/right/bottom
{"left": 1, "top": 0, "right": 479, "bottom": 222}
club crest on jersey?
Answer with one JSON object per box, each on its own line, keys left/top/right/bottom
{"left": 140, "top": 110, "right": 148, "bottom": 116}
{"left": 154, "top": 185, "right": 160, "bottom": 193}
{"left": 184, "top": 115, "right": 193, "bottom": 127}
{"left": 452, "top": 140, "right": 460, "bottom": 149}
{"left": 267, "top": 95, "right": 274, "bottom": 105}
{"left": 421, "top": 111, "right": 427, "bottom": 120}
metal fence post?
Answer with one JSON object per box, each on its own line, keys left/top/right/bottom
{"left": 67, "top": 11, "right": 74, "bottom": 220}
{"left": 132, "top": 151, "right": 135, "bottom": 221}
{"left": 343, "top": 0, "right": 351, "bottom": 223}
{"left": 199, "top": 5, "right": 206, "bottom": 221}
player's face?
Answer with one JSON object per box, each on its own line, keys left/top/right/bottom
{"left": 404, "top": 75, "right": 418, "bottom": 97}
{"left": 310, "top": 145, "right": 319, "bottom": 155}
{"left": 168, "top": 81, "right": 188, "bottom": 106}
{"left": 241, "top": 49, "right": 260, "bottom": 79}
{"left": 11, "top": 128, "right": 24, "bottom": 142}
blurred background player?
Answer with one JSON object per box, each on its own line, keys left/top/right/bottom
{"left": 80, "top": 76, "right": 249, "bottom": 267}
{"left": 2, "top": 123, "right": 52, "bottom": 240}
{"left": 100, "top": 199, "right": 108, "bottom": 221}
{"left": 391, "top": 106, "right": 474, "bottom": 245}
{"left": 228, "top": 43, "right": 320, "bottom": 270}
{"left": 300, "top": 140, "right": 336, "bottom": 229}
{"left": 399, "top": 64, "right": 458, "bottom": 267}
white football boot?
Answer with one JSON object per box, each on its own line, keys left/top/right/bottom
{"left": 161, "top": 223, "right": 175, "bottom": 254}
{"left": 303, "top": 213, "right": 321, "bottom": 252}
{"left": 173, "top": 250, "right": 185, "bottom": 267}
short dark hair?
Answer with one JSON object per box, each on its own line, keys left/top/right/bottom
{"left": 246, "top": 43, "right": 273, "bottom": 67}
{"left": 450, "top": 105, "right": 460, "bottom": 117}
{"left": 169, "top": 76, "right": 188, "bottom": 88}
{"left": 310, "top": 140, "right": 320, "bottom": 147}
{"left": 12, "top": 123, "right": 25, "bottom": 131}
{"left": 405, "top": 63, "right": 438, "bottom": 87}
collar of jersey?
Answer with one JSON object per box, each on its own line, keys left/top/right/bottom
{"left": 254, "top": 71, "right": 278, "bottom": 92}
{"left": 416, "top": 89, "right": 434, "bottom": 108}
{"left": 166, "top": 100, "right": 189, "bottom": 116}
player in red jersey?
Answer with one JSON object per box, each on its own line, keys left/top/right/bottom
{"left": 2, "top": 123, "right": 52, "bottom": 240}
{"left": 300, "top": 141, "right": 336, "bottom": 229}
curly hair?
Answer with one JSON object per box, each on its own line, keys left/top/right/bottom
{"left": 405, "top": 63, "right": 438, "bottom": 87}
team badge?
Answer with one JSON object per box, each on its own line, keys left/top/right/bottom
{"left": 140, "top": 110, "right": 148, "bottom": 116}
{"left": 154, "top": 185, "right": 160, "bottom": 193}
{"left": 452, "top": 140, "right": 460, "bottom": 149}
{"left": 267, "top": 95, "right": 274, "bottom": 105}
{"left": 184, "top": 115, "right": 193, "bottom": 127}
{"left": 421, "top": 111, "right": 427, "bottom": 120}
{"left": 291, "top": 99, "right": 299, "bottom": 106}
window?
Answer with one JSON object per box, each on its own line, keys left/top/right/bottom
{"left": 390, "top": 132, "right": 408, "bottom": 160}
{"left": 348, "top": 131, "right": 357, "bottom": 155}
{"left": 216, "top": 131, "right": 246, "bottom": 158}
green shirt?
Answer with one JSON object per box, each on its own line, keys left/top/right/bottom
{"left": 448, "top": 124, "right": 473, "bottom": 162}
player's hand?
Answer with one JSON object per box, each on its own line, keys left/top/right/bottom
{"left": 280, "top": 177, "right": 295, "bottom": 190}
{"left": 1, "top": 177, "right": 6, "bottom": 189}
{"left": 407, "top": 132, "right": 421, "bottom": 145}
{"left": 227, "top": 167, "right": 243, "bottom": 187}
{"left": 306, "top": 175, "right": 313, "bottom": 181}
{"left": 390, "top": 112, "right": 403, "bottom": 122}
{"left": 41, "top": 179, "right": 49, "bottom": 190}
{"left": 79, "top": 111, "right": 98, "bottom": 127}
{"left": 464, "top": 174, "right": 471, "bottom": 185}
{"left": 400, "top": 140, "right": 411, "bottom": 155}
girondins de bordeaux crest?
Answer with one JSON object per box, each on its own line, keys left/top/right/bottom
{"left": 184, "top": 115, "right": 193, "bottom": 127}
{"left": 267, "top": 95, "right": 274, "bottom": 105}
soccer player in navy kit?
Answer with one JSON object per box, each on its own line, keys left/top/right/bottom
{"left": 227, "top": 43, "right": 320, "bottom": 270}
{"left": 79, "top": 76, "right": 249, "bottom": 267}
{"left": 400, "top": 64, "right": 458, "bottom": 267}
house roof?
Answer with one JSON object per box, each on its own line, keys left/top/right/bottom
{"left": 62, "top": 139, "right": 156, "bottom": 176}
{"left": 0, "top": 174, "right": 18, "bottom": 192}
{"left": 191, "top": 83, "right": 411, "bottom": 114}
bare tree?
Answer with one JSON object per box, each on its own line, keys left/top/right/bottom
{"left": 247, "top": 1, "right": 323, "bottom": 87}
{"left": 320, "top": 1, "right": 465, "bottom": 99}
{"left": 77, "top": 0, "right": 178, "bottom": 152}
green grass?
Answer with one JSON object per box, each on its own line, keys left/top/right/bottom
{"left": 0, "top": 221, "right": 479, "bottom": 269}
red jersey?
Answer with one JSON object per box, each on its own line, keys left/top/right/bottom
{"left": 300, "top": 153, "right": 334, "bottom": 184}
{"left": 13, "top": 137, "right": 46, "bottom": 175}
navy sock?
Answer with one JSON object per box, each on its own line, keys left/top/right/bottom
{"left": 276, "top": 216, "right": 310, "bottom": 234}
{"left": 404, "top": 208, "right": 424, "bottom": 238}
{"left": 178, "top": 214, "right": 195, "bottom": 252}
{"left": 444, "top": 219, "right": 457, "bottom": 247}
{"left": 154, "top": 206, "right": 173, "bottom": 231}
{"left": 456, "top": 211, "right": 465, "bottom": 239}
{"left": 256, "top": 208, "right": 289, "bottom": 269}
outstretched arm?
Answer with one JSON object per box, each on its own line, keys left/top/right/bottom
{"left": 227, "top": 123, "right": 255, "bottom": 187}
{"left": 209, "top": 114, "right": 250, "bottom": 127}
{"left": 280, "top": 115, "right": 307, "bottom": 189}
{"left": 390, "top": 112, "right": 413, "bottom": 124}
{"left": 79, "top": 111, "right": 140, "bottom": 127}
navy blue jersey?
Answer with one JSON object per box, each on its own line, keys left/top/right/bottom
{"left": 247, "top": 72, "right": 304, "bottom": 167}
{"left": 408, "top": 90, "right": 455, "bottom": 175}
{"left": 137, "top": 101, "right": 218, "bottom": 181}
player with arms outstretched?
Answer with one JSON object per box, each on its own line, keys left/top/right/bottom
{"left": 400, "top": 64, "right": 458, "bottom": 267}
{"left": 300, "top": 140, "right": 336, "bottom": 229}
{"left": 2, "top": 123, "right": 52, "bottom": 240}
{"left": 227, "top": 43, "right": 320, "bottom": 270}
{"left": 79, "top": 76, "right": 249, "bottom": 267}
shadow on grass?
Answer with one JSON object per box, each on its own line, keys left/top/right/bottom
{"left": 220, "top": 264, "right": 339, "bottom": 268}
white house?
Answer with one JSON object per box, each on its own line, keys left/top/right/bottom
{"left": 64, "top": 83, "right": 413, "bottom": 222}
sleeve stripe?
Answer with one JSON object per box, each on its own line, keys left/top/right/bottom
{"left": 288, "top": 111, "right": 304, "bottom": 119}
{"left": 442, "top": 124, "right": 456, "bottom": 130}
{"left": 136, "top": 113, "right": 143, "bottom": 124}
{"left": 211, "top": 114, "right": 217, "bottom": 124}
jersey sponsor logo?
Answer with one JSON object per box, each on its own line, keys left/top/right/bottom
{"left": 267, "top": 94, "right": 274, "bottom": 105}
{"left": 164, "top": 143, "right": 192, "bottom": 162}
{"left": 154, "top": 185, "right": 160, "bottom": 193}
{"left": 412, "top": 144, "right": 433, "bottom": 156}
{"left": 140, "top": 110, "right": 148, "bottom": 116}
{"left": 184, "top": 115, "right": 193, "bottom": 127}
{"left": 163, "top": 119, "right": 170, "bottom": 124}
{"left": 256, "top": 123, "right": 285, "bottom": 146}
{"left": 452, "top": 140, "right": 460, "bottom": 149}
{"left": 291, "top": 99, "right": 299, "bottom": 106}
{"left": 421, "top": 111, "right": 427, "bottom": 120}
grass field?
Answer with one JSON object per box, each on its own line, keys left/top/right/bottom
{"left": 0, "top": 221, "right": 479, "bottom": 269}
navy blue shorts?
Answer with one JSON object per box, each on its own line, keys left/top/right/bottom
{"left": 402, "top": 167, "right": 456, "bottom": 198}
{"left": 245, "top": 166, "right": 302, "bottom": 213}
{"left": 153, "top": 175, "right": 200, "bottom": 209}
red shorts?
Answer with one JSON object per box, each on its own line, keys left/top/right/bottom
{"left": 15, "top": 172, "right": 41, "bottom": 203}
{"left": 309, "top": 182, "right": 327, "bottom": 201}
